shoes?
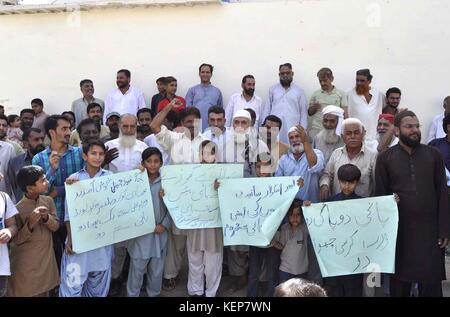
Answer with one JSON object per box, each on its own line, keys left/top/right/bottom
{"left": 162, "top": 278, "right": 177, "bottom": 291}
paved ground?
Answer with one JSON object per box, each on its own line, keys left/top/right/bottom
{"left": 113, "top": 256, "right": 450, "bottom": 297}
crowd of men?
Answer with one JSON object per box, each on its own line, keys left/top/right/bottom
{"left": 0, "top": 63, "right": 449, "bottom": 297}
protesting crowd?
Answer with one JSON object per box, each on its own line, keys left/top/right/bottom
{"left": 0, "top": 63, "right": 449, "bottom": 298}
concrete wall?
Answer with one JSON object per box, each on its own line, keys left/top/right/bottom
{"left": 1, "top": 0, "right": 449, "bottom": 136}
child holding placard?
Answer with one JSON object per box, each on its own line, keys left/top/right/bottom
{"left": 126, "top": 147, "right": 171, "bottom": 297}
{"left": 59, "top": 140, "right": 114, "bottom": 297}
{"left": 8, "top": 166, "right": 59, "bottom": 297}
{"left": 182, "top": 140, "right": 223, "bottom": 297}
{"left": 306, "top": 163, "right": 400, "bottom": 297}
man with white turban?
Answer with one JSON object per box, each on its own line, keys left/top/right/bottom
{"left": 218, "top": 109, "right": 269, "bottom": 177}
{"left": 312, "top": 105, "right": 345, "bottom": 164}
{"left": 218, "top": 109, "right": 269, "bottom": 292}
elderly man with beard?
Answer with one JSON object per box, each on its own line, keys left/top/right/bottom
{"left": 263, "top": 63, "right": 308, "bottom": 144}
{"left": 70, "top": 103, "right": 110, "bottom": 146}
{"left": 7, "top": 128, "right": 45, "bottom": 202}
{"left": 225, "top": 75, "right": 264, "bottom": 128}
{"left": 348, "top": 69, "right": 385, "bottom": 152}
{"left": 104, "top": 114, "right": 148, "bottom": 295}
{"left": 275, "top": 124, "right": 324, "bottom": 286}
{"left": 276, "top": 125, "right": 324, "bottom": 202}
{"left": 219, "top": 109, "right": 269, "bottom": 177}
{"left": 312, "top": 105, "right": 345, "bottom": 164}
{"left": 319, "top": 118, "right": 377, "bottom": 200}
{"left": 376, "top": 114, "right": 399, "bottom": 153}
{"left": 150, "top": 100, "right": 206, "bottom": 290}
{"left": 376, "top": 111, "right": 450, "bottom": 297}
{"left": 218, "top": 109, "right": 269, "bottom": 292}
{"left": 103, "top": 69, "right": 147, "bottom": 123}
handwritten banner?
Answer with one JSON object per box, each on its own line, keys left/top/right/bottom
{"left": 218, "top": 176, "right": 299, "bottom": 246}
{"left": 161, "top": 164, "right": 243, "bottom": 229}
{"left": 303, "top": 195, "right": 399, "bottom": 277}
{"left": 65, "top": 170, "right": 156, "bottom": 253}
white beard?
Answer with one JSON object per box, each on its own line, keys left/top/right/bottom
{"left": 290, "top": 144, "right": 304, "bottom": 154}
{"left": 231, "top": 128, "right": 250, "bottom": 145}
{"left": 119, "top": 133, "right": 137, "bottom": 148}
{"left": 320, "top": 128, "right": 340, "bottom": 144}
{"left": 377, "top": 132, "right": 385, "bottom": 142}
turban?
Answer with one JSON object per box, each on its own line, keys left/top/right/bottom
{"left": 378, "top": 113, "right": 395, "bottom": 124}
{"left": 232, "top": 109, "right": 251, "bottom": 122}
{"left": 322, "top": 105, "right": 345, "bottom": 135}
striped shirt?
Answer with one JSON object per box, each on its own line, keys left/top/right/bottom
{"left": 32, "top": 145, "right": 84, "bottom": 221}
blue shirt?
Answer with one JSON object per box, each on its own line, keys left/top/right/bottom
{"left": 275, "top": 149, "right": 325, "bottom": 202}
{"left": 263, "top": 82, "right": 308, "bottom": 144}
{"left": 32, "top": 146, "right": 84, "bottom": 221}
{"left": 63, "top": 168, "right": 113, "bottom": 273}
{"left": 428, "top": 137, "right": 450, "bottom": 171}
{"left": 185, "top": 83, "right": 223, "bottom": 131}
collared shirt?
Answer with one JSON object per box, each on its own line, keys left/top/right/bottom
{"left": 103, "top": 85, "right": 147, "bottom": 123}
{"left": 308, "top": 87, "right": 347, "bottom": 138}
{"left": 64, "top": 168, "right": 113, "bottom": 273}
{"left": 275, "top": 223, "right": 309, "bottom": 275}
{"left": 104, "top": 138, "right": 148, "bottom": 173}
{"left": 320, "top": 145, "right": 377, "bottom": 198}
{"left": 0, "top": 141, "right": 16, "bottom": 197}
{"left": 0, "top": 193, "right": 19, "bottom": 276}
{"left": 312, "top": 131, "right": 345, "bottom": 164}
{"left": 427, "top": 113, "right": 447, "bottom": 143}
{"left": 32, "top": 111, "right": 49, "bottom": 132}
{"left": 155, "top": 125, "right": 206, "bottom": 164}
{"left": 32, "top": 145, "right": 84, "bottom": 220}
{"left": 429, "top": 137, "right": 450, "bottom": 171}
{"left": 127, "top": 176, "right": 172, "bottom": 259}
{"left": 348, "top": 88, "right": 385, "bottom": 143}
{"left": 144, "top": 134, "right": 170, "bottom": 166}
{"left": 7, "top": 152, "right": 32, "bottom": 202}
{"left": 225, "top": 93, "right": 264, "bottom": 128}
{"left": 263, "top": 82, "right": 308, "bottom": 144}
{"left": 69, "top": 125, "right": 110, "bottom": 147}
{"left": 71, "top": 97, "right": 104, "bottom": 127}
{"left": 275, "top": 149, "right": 325, "bottom": 202}
{"left": 185, "top": 83, "right": 223, "bottom": 132}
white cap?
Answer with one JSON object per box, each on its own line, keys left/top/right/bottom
{"left": 322, "top": 105, "right": 345, "bottom": 135}
{"left": 232, "top": 109, "right": 251, "bottom": 122}
{"left": 288, "top": 126, "right": 298, "bottom": 135}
